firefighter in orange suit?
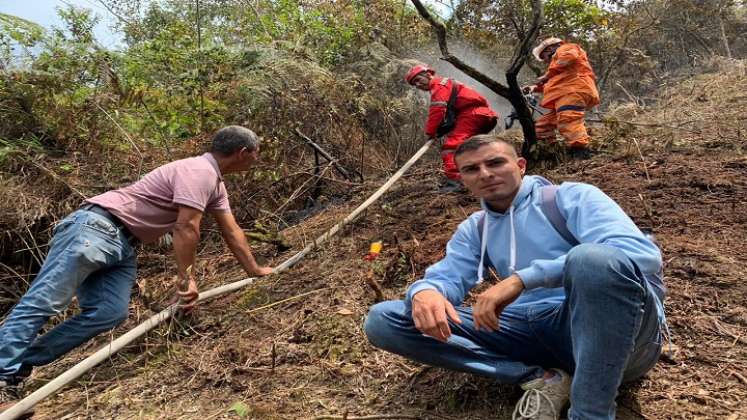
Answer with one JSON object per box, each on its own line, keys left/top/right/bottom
{"left": 525, "top": 38, "right": 600, "bottom": 157}
{"left": 405, "top": 64, "right": 498, "bottom": 191}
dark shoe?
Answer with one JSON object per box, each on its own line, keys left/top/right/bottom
{"left": 0, "top": 379, "right": 33, "bottom": 418}
{"left": 15, "top": 365, "right": 31, "bottom": 382}
{"left": 438, "top": 179, "right": 466, "bottom": 193}
{"left": 0, "top": 380, "right": 21, "bottom": 411}
{"left": 568, "top": 148, "right": 592, "bottom": 160}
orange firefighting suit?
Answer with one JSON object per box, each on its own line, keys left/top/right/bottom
{"left": 425, "top": 77, "right": 498, "bottom": 180}
{"left": 534, "top": 43, "right": 600, "bottom": 149}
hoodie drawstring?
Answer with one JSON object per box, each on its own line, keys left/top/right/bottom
{"left": 477, "top": 206, "right": 517, "bottom": 283}
{"left": 477, "top": 212, "right": 489, "bottom": 283}
{"left": 509, "top": 205, "right": 516, "bottom": 274}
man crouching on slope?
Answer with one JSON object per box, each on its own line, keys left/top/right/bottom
{"left": 364, "top": 134, "right": 666, "bottom": 419}
{"left": 0, "top": 126, "right": 274, "bottom": 412}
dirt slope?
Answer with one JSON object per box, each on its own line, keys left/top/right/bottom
{"left": 24, "top": 64, "right": 747, "bottom": 420}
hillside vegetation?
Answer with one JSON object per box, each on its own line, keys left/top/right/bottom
{"left": 0, "top": 1, "right": 745, "bottom": 419}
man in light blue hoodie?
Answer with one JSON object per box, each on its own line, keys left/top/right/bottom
{"left": 364, "top": 135, "right": 665, "bottom": 420}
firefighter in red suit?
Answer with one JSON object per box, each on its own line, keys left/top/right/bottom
{"left": 405, "top": 64, "right": 498, "bottom": 192}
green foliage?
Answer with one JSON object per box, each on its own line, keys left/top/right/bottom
{"left": 543, "top": 0, "right": 610, "bottom": 39}
{"left": 455, "top": 0, "right": 747, "bottom": 97}
{"left": 0, "top": 0, "right": 430, "bottom": 209}
{"left": 0, "top": 136, "right": 42, "bottom": 164}
{"left": 0, "top": 0, "right": 428, "bottom": 151}
{"left": 228, "top": 401, "right": 250, "bottom": 418}
{"left": 456, "top": 0, "right": 610, "bottom": 48}
{"left": 114, "top": 0, "right": 375, "bottom": 68}
{"left": 0, "top": 13, "right": 45, "bottom": 67}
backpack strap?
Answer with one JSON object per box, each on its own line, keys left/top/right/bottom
{"left": 436, "top": 79, "right": 460, "bottom": 138}
{"left": 442, "top": 79, "right": 459, "bottom": 112}
{"left": 540, "top": 185, "right": 578, "bottom": 245}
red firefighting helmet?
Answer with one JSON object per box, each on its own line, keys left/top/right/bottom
{"left": 404, "top": 64, "right": 435, "bottom": 85}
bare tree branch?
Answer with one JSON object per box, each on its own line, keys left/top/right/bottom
{"left": 509, "top": 15, "right": 523, "bottom": 39}
{"left": 409, "top": 0, "right": 544, "bottom": 157}
{"left": 94, "top": 0, "right": 135, "bottom": 27}
{"left": 505, "top": 0, "right": 543, "bottom": 157}
{"left": 409, "top": 0, "right": 510, "bottom": 97}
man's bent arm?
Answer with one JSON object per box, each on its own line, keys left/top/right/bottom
{"left": 212, "top": 210, "right": 271, "bottom": 276}
{"left": 406, "top": 214, "right": 483, "bottom": 307}
{"left": 518, "top": 183, "right": 662, "bottom": 290}
{"left": 173, "top": 206, "right": 203, "bottom": 282}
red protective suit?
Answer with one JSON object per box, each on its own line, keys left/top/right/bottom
{"left": 425, "top": 77, "right": 498, "bottom": 180}
{"left": 534, "top": 43, "right": 600, "bottom": 149}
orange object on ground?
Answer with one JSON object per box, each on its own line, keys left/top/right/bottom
{"left": 424, "top": 77, "right": 498, "bottom": 180}
{"left": 363, "top": 241, "right": 383, "bottom": 261}
{"left": 533, "top": 43, "right": 599, "bottom": 149}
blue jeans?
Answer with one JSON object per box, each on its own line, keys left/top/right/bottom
{"left": 0, "top": 209, "right": 137, "bottom": 380}
{"left": 364, "top": 244, "right": 663, "bottom": 420}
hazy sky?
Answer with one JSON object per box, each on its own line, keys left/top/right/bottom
{"left": 0, "top": 0, "right": 455, "bottom": 49}
{"left": 0, "top": 0, "right": 121, "bottom": 47}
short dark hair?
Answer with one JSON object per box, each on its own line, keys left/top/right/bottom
{"left": 210, "top": 126, "right": 260, "bottom": 156}
{"left": 454, "top": 134, "right": 518, "bottom": 162}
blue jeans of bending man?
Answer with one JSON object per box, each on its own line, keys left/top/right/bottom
{"left": 364, "top": 244, "right": 663, "bottom": 420}
{"left": 0, "top": 209, "right": 137, "bottom": 381}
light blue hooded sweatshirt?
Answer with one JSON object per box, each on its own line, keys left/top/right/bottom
{"left": 406, "top": 175, "right": 664, "bottom": 306}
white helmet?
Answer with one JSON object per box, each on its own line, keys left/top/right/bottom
{"left": 532, "top": 37, "right": 563, "bottom": 61}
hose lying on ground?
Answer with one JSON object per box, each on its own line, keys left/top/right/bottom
{"left": 0, "top": 139, "right": 435, "bottom": 420}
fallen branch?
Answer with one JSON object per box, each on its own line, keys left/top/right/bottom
{"left": 712, "top": 318, "right": 747, "bottom": 346}
{"left": 243, "top": 288, "right": 327, "bottom": 317}
{"left": 731, "top": 370, "right": 747, "bottom": 386}
{"left": 309, "top": 415, "right": 421, "bottom": 420}
{"left": 272, "top": 161, "right": 336, "bottom": 216}
{"left": 365, "top": 271, "right": 385, "bottom": 302}
{"left": 294, "top": 128, "right": 362, "bottom": 183}
{"left": 631, "top": 138, "right": 651, "bottom": 183}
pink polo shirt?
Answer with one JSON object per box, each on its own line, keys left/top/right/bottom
{"left": 86, "top": 153, "right": 230, "bottom": 244}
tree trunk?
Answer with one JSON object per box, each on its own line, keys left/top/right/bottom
{"left": 719, "top": 16, "right": 732, "bottom": 59}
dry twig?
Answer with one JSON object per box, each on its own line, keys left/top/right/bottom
{"left": 309, "top": 415, "right": 421, "bottom": 420}
{"left": 631, "top": 138, "right": 651, "bottom": 183}
{"left": 95, "top": 103, "right": 144, "bottom": 177}
{"left": 243, "top": 288, "right": 327, "bottom": 317}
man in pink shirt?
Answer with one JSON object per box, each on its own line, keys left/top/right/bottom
{"left": 0, "top": 126, "right": 273, "bottom": 410}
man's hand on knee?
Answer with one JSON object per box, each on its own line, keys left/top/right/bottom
{"left": 473, "top": 275, "right": 525, "bottom": 332}
{"left": 411, "top": 290, "right": 462, "bottom": 342}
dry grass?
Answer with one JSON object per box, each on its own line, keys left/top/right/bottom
{"left": 7, "top": 60, "right": 747, "bottom": 420}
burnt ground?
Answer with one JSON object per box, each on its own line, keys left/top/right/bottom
{"left": 18, "top": 64, "right": 747, "bottom": 419}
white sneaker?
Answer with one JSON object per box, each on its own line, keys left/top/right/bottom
{"left": 512, "top": 369, "right": 571, "bottom": 420}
